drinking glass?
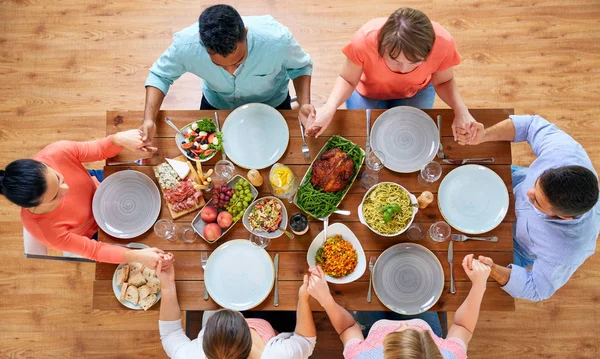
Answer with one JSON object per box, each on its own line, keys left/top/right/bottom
{"left": 269, "top": 163, "right": 299, "bottom": 203}
{"left": 154, "top": 219, "right": 179, "bottom": 242}
{"left": 361, "top": 150, "right": 385, "bottom": 189}
{"left": 178, "top": 225, "right": 198, "bottom": 243}
{"left": 406, "top": 223, "right": 424, "bottom": 241}
{"left": 249, "top": 232, "right": 270, "bottom": 249}
{"left": 214, "top": 160, "right": 235, "bottom": 182}
{"left": 428, "top": 221, "right": 452, "bottom": 242}
{"left": 417, "top": 161, "right": 442, "bottom": 187}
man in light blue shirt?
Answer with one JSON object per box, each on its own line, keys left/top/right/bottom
{"left": 140, "top": 5, "right": 313, "bottom": 142}
{"left": 457, "top": 115, "right": 599, "bottom": 301}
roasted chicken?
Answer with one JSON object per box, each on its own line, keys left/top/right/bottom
{"left": 311, "top": 148, "right": 355, "bottom": 192}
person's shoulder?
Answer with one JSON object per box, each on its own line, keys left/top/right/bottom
{"left": 244, "top": 15, "right": 291, "bottom": 42}
{"left": 173, "top": 22, "right": 204, "bottom": 47}
{"left": 431, "top": 21, "right": 454, "bottom": 42}
{"left": 359, "top": 18, "right": 387, "bottom": 36}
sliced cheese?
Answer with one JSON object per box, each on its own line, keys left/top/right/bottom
{"left": 166, "top": 158, "right": 191, "bottom": 179}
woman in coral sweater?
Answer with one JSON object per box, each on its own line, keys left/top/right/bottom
{"left": 1, "top": 129, "right": 169, "bottom": 268}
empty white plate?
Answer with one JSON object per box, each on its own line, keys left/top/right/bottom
{"left": 204, "top": 239, "right": 275, "bottom": 311}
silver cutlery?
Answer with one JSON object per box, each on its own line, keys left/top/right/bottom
{"left": 322, "top": 216, "right": 329, "bottom": 245}
{"left": 365, "top": 109, "right": 372, "bottom": 157}
{"left": 452, "top": 234, "right": 498, "bottom": 242}
{"left": 437, "top": 114, "right": 445, "bottom": 159}
{"left": 214, "top": 112, "right": 227, "bottom": 161}
{"left": 333, "top": 210, "right": 351, "bottom": 216}
{"left": 107, "top": 158, "right": 150, "bottom": 166}
{"left": 201, "top": 252, "right": 209, "bottom": 301}
{"left": 448, "top": 241, "right": 456, "bottom": 294}
{"left": 442, "top": 157, "right": 496, "bottom": 165}
{"left": 165, "top": 117, "right": 183, "bottom": 136}
{"left": 298, "top": 116, "right": 311, "bottom": 160}
{"left": 367, "top": 256, "right": 376, "bottom": 303}
{"left": 274, "top": 253, "right": 280, "bottom": 307}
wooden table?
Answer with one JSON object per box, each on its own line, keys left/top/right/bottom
{"left": 93, "top": 109, "right": 516, "bottom": 312}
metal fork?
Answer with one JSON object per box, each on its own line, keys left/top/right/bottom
{"left": 201, "top": 252, "right": 209, "bottom": 301}
{"left": 437, "top": 114, "right": 445, "bottom": 159}
{"left": 107, "top": 158, "right": 150, "bottom": 166}
{"left": 298, "top": 116, "right": 310, "bottom": 160}
{"left": 367, "top": 256, "right": 376, "bottom": 303}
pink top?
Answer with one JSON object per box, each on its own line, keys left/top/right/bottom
{"left": 344, "top": 319, "right": 467, "bottom": 359}
{"left": 20, "top": 137, "right": 128, "bottom": 263}
{"left": 246, "top": 318, "right": 278, "bottom": 343}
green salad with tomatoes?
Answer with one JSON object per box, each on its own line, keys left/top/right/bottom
{"left": 180, "top": 118, "right": 223, "bottom": 160}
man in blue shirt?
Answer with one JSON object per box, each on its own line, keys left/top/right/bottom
{"left": 140, "top": 5, "right": 313, "bottom": 142}
{"left": 457, "top": 115, "right": 599, "bottom": 301}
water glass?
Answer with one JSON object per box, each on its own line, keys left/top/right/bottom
{"left": 406, "top": 223, "right": 424, "bottom": 241}
{"left": 214, "top": 160, "right": 236, "bottom": 182}
{"left": 178, "top": 225, "right": 198, "bottom": 243}
{"left": 154, "top": 219, "right": 179, "bottom": 242}
{"left": 417, "top": 161, "right": 443, "bottom": 187}
{"left": 361, "top": 150, "right": 386, "bottom": 189}
{"left": 428, "top": 221, "right": 452, "bottom": 242}
{"left": 249, "top": 232, "right": 270, "bottom": 249}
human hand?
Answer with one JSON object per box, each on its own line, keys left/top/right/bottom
{"left": 462, "top": 254, "right": 491, "bottom": 289}
{"left": 452, "top": 111, "right": 477, "bottom": 142}
{"left": 298, "top": 274, "right": 310, "bottom": 301}
{"left": 156, "top": 258, "right": 175, "bottom": 284}
{"left": 305, "top": 105, "right": 335, "bottom": 138}
{"left": 307, "top": 266, "right": 332, "bottom": 304}
{"left": 299, "top": 104, "right": 317, "bottom": 131}
{"left": 456, "top": 122, "right": 485, "bottom": 145}
{"left": 139, "top": 120, "right": 157, "bottom": 144}
{"left": 125, "top": 247, "right": 165, "bottom": 270}
{"left": 113, "top": 129, "right": 157, "bottom": 153}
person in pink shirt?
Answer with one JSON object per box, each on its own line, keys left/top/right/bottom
{"left": 301, "top": 7, "right": 476, "bottom": 141}
{"left": 0, "top": 129, "right": 170, "bottom": 268}
{"left": 306, "top": 254, "right": 490, "bottom": 359}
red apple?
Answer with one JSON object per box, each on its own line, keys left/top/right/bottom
{"left": 203, "top": 223, "right": 222, "bottom": 241}
{"left": 217, "top": 211, "right": 233, "bottom": 229}
{"left": 200, "top": 206, "right": 218, "bottom": 223}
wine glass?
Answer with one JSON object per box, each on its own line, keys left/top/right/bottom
{"left": 154, "top": 219, "right": 179, "bottom": 242}
{"left": 428, "top": 221, "right": 451, "bottom": 242}
{"left": 417, "top": 161, "right": 442, "bottom": 187}
{"left": 249, "top": 232, "right": 270, "bottom": 249}
{"left": 214, "top": 160, "right": 235, "bottom": 182}
{"left": 361, "top": 150, "right": 385, "bottom": 189}
{"left": 178, "top": 225, "right": 198, "bottom": 243}
{"left": 406, "top": 223, "right": 424, "bottom": 241}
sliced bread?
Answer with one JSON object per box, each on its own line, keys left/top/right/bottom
{"left": 119, "top": 283, "right": 129, "bottom": 301}
{"left": 146, "top": 277, "right": 161, "bottom": 294}
{"left": 124, "top": 285, "right": 139, "bottom": 305}
{"left": 138, "top": 285, "right": 151, "bottom": 300}
{"left": 139, "top": 293, "right": 157, "bottom": 311}
{"left": 128, "top": 272, "right": 147, "bottom": 287}
{"left": 116, "top": 265, "right": 130, "bottom": 286}
{"left": 142, "top": 267, "right": 156, "bottom": 282}
{"left": 129, "top": 262, "right": 144, "bottom": 275}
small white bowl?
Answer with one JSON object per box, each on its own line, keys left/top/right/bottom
{"left": 306, "top": 223, "right": 367, "bottom": 284}
{"left": 242, "top": 196, "right": 288, "bottom": 239}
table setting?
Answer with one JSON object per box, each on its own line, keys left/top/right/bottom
{"left": 92, "top": 105, "right": 516, "bottom": 313}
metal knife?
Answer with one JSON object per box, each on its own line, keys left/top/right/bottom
{"left": 274, "top": 253, "right": 280, "bottom": 307}
{"left": 448, "top": 241, "right": 456, "bottom": 294}
{"left": 437, "top": 115, "right": 445, "bottom": 159}
{"left": 442, "top": 157, "right": 495, "bottom": 165}
{"left": 365, "top": 109, "right": 371, "bottom": 157}
{"left": 214, "top": 112, "right": 226, "bottom": 161}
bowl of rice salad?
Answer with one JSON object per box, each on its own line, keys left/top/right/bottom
{"left": 306, "top": 222, "right": 366, "bottom": 284}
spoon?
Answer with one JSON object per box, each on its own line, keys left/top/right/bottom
{"left": 165, "top": 117, "right": 184, "bottom": 136}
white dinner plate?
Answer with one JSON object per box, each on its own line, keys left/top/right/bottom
{"left": 111, "top": 251, "right": 162, "bottom": 311}
{"left": 306, "top": 223, "right": 366, "bottom": 284}
{"left": 370, "top": 106, "right": 439, "bottom": 173}
{"left": 92, "top": 170, "right": 161, "bottom": 239}
{"left": 438, "top": 165, "right": 509, "bottom": 234}
{"left": 222, "top": 103, "right": 289, "bottom": 169}
{"left": 204, "top": 239, "right": 275, "bottom": 311}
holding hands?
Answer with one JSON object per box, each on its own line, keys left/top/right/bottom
{"left": 113, "top": 129, "right": 157, "bottom": 153}
{"left": 306, "top": 266, "right": 333, "bottom": 305}
{"left": 302, "top": 105, "right": 335, "bottom": 138}
{"left": 462, "top": 254, "right": 491, "bottom": 289}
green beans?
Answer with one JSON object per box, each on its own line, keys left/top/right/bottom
{"left": 295, "top": 136, "right": 365, "bottom": 219}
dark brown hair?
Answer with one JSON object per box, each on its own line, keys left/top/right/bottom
{"left": 202, "top": 309, "right": 252, "bottom": 359}
{"left": 539, "top": 165, "right": 599, "bottom": 216}
{"left": 383, "top": 329, "right": 443, "bottom": 359}
{"left": 377, "top": 8, "right": 435, "bottom": 63}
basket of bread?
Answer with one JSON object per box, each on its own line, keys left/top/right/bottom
{"left": 112, "top": 262, "right": 161, "bottom": 311}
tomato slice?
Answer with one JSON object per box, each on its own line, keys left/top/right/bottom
{"left": 181, "top": 142, "right": 194, "bottom": 150}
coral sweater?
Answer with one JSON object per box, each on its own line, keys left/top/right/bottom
{"left": 21, "top": 137, "right": 128, "bottom": 263}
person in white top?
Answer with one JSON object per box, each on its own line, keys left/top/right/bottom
{"left": 156, "top": 256, "right": 317, "bottom": 359}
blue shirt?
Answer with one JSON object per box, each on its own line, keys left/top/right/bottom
{"left": 503, "top": 115, "right": 600, "bottom": 301}
{"left": 145, "top": 16, "right": 312, "bottom": 109}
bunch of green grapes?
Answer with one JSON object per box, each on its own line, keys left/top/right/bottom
{"left": 226, "top": 179, "right": 255, "bottom": 222}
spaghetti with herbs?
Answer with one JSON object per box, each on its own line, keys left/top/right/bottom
{"left": 362, "top": 183, "right": 414, "bottom": 235}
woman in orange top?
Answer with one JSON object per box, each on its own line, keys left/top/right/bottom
{"left": 302, "top": 8, "right": 476, "bottom": 140}
{"left": 0, "top": 130, "right": 170, "bottom": 268}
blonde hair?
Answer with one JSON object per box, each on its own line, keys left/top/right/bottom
{"left": 383, "top": 329, "right": 443, "bottom": 359}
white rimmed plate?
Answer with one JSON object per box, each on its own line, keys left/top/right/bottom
{"left": 92, "top": 170, "right": 161, "bottom": 239}
{"left": 370, "top": 106, "right": 439, "bottom": 173}
{"left": 222, "top": 103, "right": 289, "bottom": 169}
{"left": 112, "top": 249, "right": 162, "bottom": 311}
{"left": 358, "top": 182, "right": 418, "bottom": 237}
{"left": 438, "top": 165, "right": 509, "bottom": 234}
{"left": 306, "top": 223, "right": 366, "bottom": 284}
{"left": 242, "top": 196, "right": 288, "bottom": 239}
{"left": 204, "top": 239, "right": 275, "bottom": 311}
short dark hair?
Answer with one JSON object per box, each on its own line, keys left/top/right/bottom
{"left": 199, "top": 5, "right": 246, "bottom": 57}
{"left": 378, "top": 8, "right": 435, "bottom": 63}
{"left": 202, "top": 309, "right": 252, "bottom": 359}
{"left": 539, "top": 165, "right": 599, "bottom": 217}
{"left": 0, "top": 159, "right": 48, "bottom": 208}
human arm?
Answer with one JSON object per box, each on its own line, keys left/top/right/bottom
{"left": 307, "top": 266, "right": 363, "bottom": 345}
{"left": 447, "top": 254, "right": 490, "bottom": 346}
{"left": 157, "top": 256, "right": 180, "bottom": 321}
{"left": 295, "top": 275, "right": 317, "bottom": 338}
{"left": 140, "top": 87, "right": 166, "bottom": 142}
{"left": 303, "top": 58, "right": 363, "bottom": 137}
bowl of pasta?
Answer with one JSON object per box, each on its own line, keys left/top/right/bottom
{"left": 358, "top": 182, "right": 418, "bottom": 237}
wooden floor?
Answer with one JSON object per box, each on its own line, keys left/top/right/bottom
{"left": 0, "top": 0, "right": 598, "bottom": 358}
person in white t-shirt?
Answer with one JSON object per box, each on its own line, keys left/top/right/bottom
{"left": 156, "top": 255, "right": 316, "bottom": 359}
